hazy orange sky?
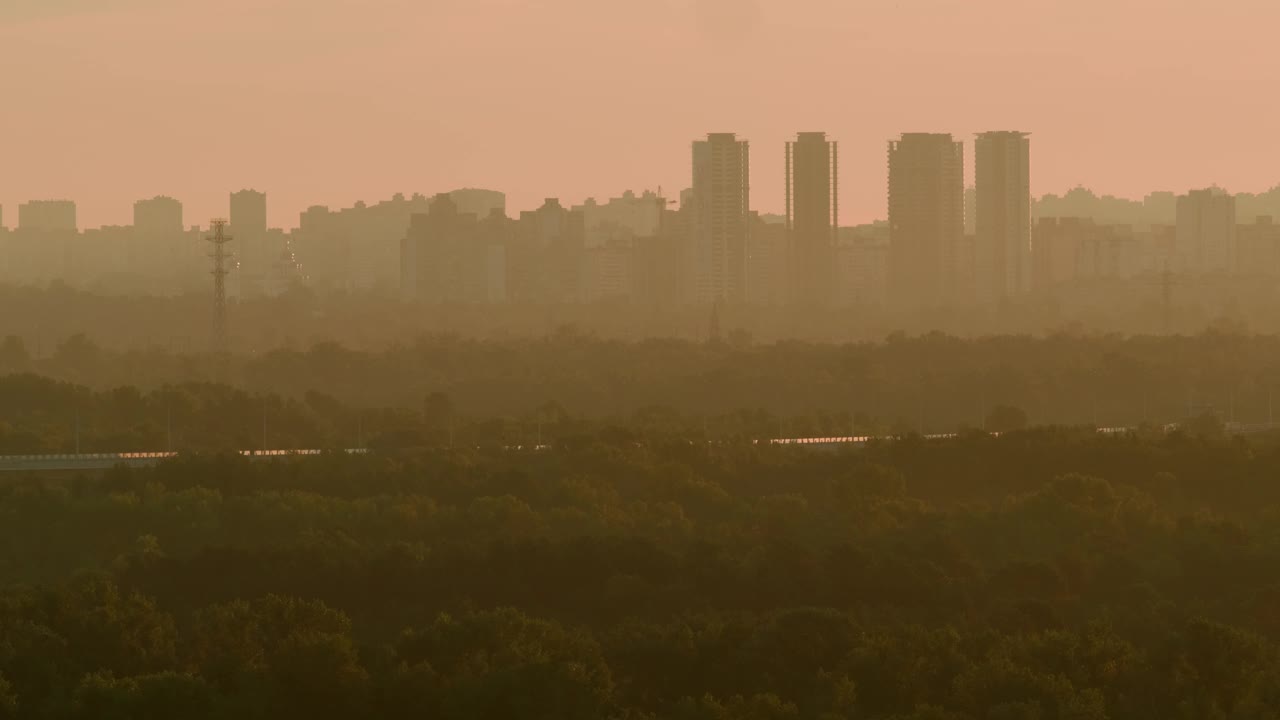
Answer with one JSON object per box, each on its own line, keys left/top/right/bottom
{"left": 2, "top": 0, "right": 1277, "bottom": 229}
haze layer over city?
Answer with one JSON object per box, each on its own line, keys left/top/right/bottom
{"left": 4, "top": 2, "right": 1280, "bottom": 719}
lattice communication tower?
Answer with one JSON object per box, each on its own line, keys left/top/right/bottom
{"left": 207, "top": 219, "right": 234, "bottom": 356}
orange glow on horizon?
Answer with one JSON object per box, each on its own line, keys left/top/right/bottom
{"left": 2, "top": 0, "right": 1277, "bottom": 229}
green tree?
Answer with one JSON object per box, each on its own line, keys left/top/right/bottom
{"left": 71, "top": 672, "right": 216, "bottom": 720}
{"left": 0, "top": 674, "right": 16, "bottom": 720}
{"left": 398, "top": 609, "right": 614, "bottom": 720}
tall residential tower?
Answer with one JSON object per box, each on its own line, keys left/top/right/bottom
{"left": 1175, "top": 188, "right": 1236, "bottom": 274}
{"left": 691, "top": 133, "right": 750, "bottom": 304}
{"left": 230, "top": 189, "right": 269, "bottom": 297}
{"left": 975, "top": 131, "right": 1031, "bottom": 302}
{"left": 888, "top": 133, "right": 965, "bottom": 308}
{"left": 17, "top": 200, "right": 77, "bottom": 232}
{"left": 786, "top": 132, "right": 838, "bottom": 306}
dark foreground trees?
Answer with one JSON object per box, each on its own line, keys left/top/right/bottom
{"left": 4, "top": 430, "right": 1280, "bottom": 717}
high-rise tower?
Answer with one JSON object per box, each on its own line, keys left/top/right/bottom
{"left": 786, "top": 132, "right": 838, "bottom": 306}
{"left": 133, "top": 196, "right": 186, "bottom": 285}
{"left": 975, "top": 131, "right": 1031, "bottom": 302}
{"left": 1175, "top": 188, "right": 1236, "bottom": 274}
{"left": 887, "top": 133, "right": 964, "bottom": 309}
{"left": 691, "top": 133, "right": 750, "bottom": 305}
{"left": 134, "top": 196, "right": 184, "bottom": 235}
{"left": 17, "top": 200, "right": 77, "bottom": 232}
{"left": 230, "top": 189, "right": 268, "bottom": 296}
{"left": 229, "top": 189, "right": 267, "bottom": 236}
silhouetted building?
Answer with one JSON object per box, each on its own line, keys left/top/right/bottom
{"left": 76, "top": 225, "right": 131, "bottom": 288}
{"left": 18, "top": 200, "right": 77, "bottom": 232}
{"left": 296, "top": 190, "right": 502, "bottom": 292}
{"left": 964, "top": 187, "right": 977, "bottom": 236}
{"left": 401, "top": 194, "right": 506, "bottom": 304}
{"left": 692, "top": 133, "right": 750, "bottom": 305}
{"left": 230, "top": 189, "right": 268, "bottom": 236}
{"left": 1034, "top": 188, "right": 1176, "bottom": 226}
{"left": 1237, "top": 216, "right": 1280, "bottom": 277}
{"left": 584, "top": 241, "right": 633, "bottom": 302}
{"left": 786, "top": 132, "right": 838, "bottom": 306}
{"left": 1236, "top": 189, "right": 1280, "bottom": 225}
{"left": 633, "top": 200, "right": 686, "bottom": 308}
{"left": 1145, "top": 224, "right": 1177, "bottom": 272}
{"left": 888, "top": 133, "right": 964, "bottom": 308}
{"left": 129, "top": 196, "right": 194, "bottom": 292}
{"left": 746, "top": 213, "right": 789, "bottom": 306}
{"left": 567, "top": 191, "right": 678, "bottom": 306}
{"left": 1144, "top": 192, "right": 1178, "bottom": 222}
{"left": 295, "top": 205, "right": 354, "bottom": 289}
{"left": 1175, "top": 188, "right": 1235, "bottom": 274}
{"left": 955, "top": 232, "right": 977, "bottom": 301}
{"left": 510, "top": 199, "right": 585, "bottom": 303}
{"left": 1074, "top": 224, "right": 1140, "bottom": 282}
{"left": 1033, "top": 218, "right": 1091, "bottom": 291}
{"left": 834, "top": 230, "right": 890, "bottom": 308}
{"left": 1032, "top": 218, "right": 1142, "bottom": 292}
{"left": 449, "top": 188, "right": 506, "bottom": 220}
{"left": 6, "top": 201, "right": 78, "bottom": 286}
{"left": 133, "top": 196, "right": 183, "bottom": 234}
{"left": 229, "top": 190, "right": 270, "bottom": 297}
{"left": 975, "top": 131, "right": 1031, "bottom": 302}
{"left": 574, "top": 190, "right": 664, "bottom": 247}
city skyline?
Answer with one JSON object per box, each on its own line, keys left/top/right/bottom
{"left": 6, "top": 128, "right": 1280, "bottom": 322}
{"left": 3, "top": 0, "right": 1277, "bottom": 229}
{"left": 7, "top": 4, "right": 1280, "bottom": 716}
{"left": 2, "top": 131, "right": 1276, "bottom": 235}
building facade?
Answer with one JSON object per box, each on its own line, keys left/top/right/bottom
{"left": 18, "top": 200, "right": 77, "bottom": 232}
{"left": 1237, "top": 216, "right": 1280, "bottom": 277}
{"left": 786, "top": 132, "right": 838, "bottom": 306}
{"left": 692, "top": 133, "right": 750, "bottom": 305}
{"left": 975, "top": 131, "right": 1031, "bottom": 303}
{"left": 887, "top": 133, "right": 965, "bottom": 309}
{"left": 1175, "top": 188, "right": 1236, "bottom": 274}
{"left": 401, "top": 193, "right": 506, "bottom": 304}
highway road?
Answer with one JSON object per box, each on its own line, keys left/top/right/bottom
{"left": 6, "top": 422, "right": 1268, "bottom": 473}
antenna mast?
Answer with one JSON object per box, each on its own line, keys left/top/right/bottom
{"left": 207, "top": 219, "right": 234, "bottom": 358}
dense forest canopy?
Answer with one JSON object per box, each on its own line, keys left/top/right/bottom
{"left": 3, "top": 430, "right": 1280, "bottom": 718}
{"left": 5, "top": 329, "right": 1280, "bottom": 718}
{"left": 2, "top": 329, "right": 1279, "bottom": 456}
